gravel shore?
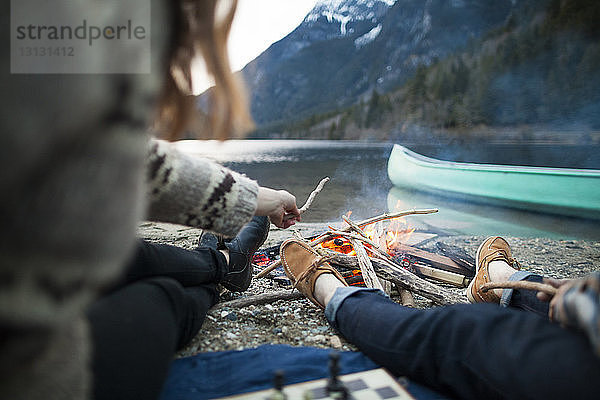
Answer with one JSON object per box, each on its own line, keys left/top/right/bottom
{"left": 138, "top": 221, "right": 600, "bottom": 357}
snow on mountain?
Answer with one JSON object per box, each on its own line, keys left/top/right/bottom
{"left": 354, "top": 24, "right": 382, "bottom": 48}
{"left": 305, "top": 0, "right": 396, "bottom": 36}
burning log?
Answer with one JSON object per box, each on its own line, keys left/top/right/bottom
{"left": 343, "top": 214, "right": 393, "bottom": 292}
{"left": 349, "top": 238, "right": 384, "bottom": 290}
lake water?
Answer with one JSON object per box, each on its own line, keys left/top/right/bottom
{"left": 176, "top": 140, "right": 600, "bottom": 240}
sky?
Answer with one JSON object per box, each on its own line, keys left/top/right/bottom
{"left": 193, "top": 0, "right": 318, "bottom": 94}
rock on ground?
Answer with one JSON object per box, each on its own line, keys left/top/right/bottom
{"left": 138, "top": 222, "right": 600, "bottom": 357}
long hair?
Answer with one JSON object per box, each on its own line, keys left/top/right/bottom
{"left": 157, "top": 0, "right": 253, "bottom": 140}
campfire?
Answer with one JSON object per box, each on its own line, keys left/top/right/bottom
{"left": 255, "top": 208, "right": 474, "bottom": 307}
{"left": 253, "top": 177, "right": 474, "bottom": 307}
{"left": 318, "top": 209, "right": 416, "bottom": 257}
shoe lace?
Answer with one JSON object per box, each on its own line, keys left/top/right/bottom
{"left": 292, "top": 255, "right": 335, "bottom": 290}
{"left": 481, "top": 249, "right": 520, "bottom": 269}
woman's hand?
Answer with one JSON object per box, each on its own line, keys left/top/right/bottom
{"left": 255, "top": 187, "right": 301, "bottom": 228}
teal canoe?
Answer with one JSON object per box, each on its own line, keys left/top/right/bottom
{"left": 387, "top": 145, "right": 600, "bottom": 219}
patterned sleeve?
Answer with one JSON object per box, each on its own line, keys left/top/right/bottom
{"left": 146, "top": 139, "right": 259, "bottom": 237}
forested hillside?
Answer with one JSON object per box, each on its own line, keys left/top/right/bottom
{"left": 252, "top": 0, "right": 600, "bottom": 140}
{"left": 402, "top": 0, "right": 600, "bottom": 128}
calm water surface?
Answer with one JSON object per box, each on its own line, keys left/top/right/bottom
{"left": 176, "top": 140, "right": 600, "bottom": 240}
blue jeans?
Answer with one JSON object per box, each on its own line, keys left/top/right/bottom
{"left": 325, "top": 274, "right": 600, "bottom": 400}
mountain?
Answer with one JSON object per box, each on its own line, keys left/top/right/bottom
{"left": 241, "top": 0, "right": 514, "bottom": 129}
{"left": 263, "top": 0, "right": 600, "bottom": 142}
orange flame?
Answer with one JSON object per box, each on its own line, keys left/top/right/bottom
{"left": 318, "top": 210, "right": 415, "bottom": 256}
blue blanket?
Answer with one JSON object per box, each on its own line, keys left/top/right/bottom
{"left": 160, "top": 344, "right": 448, "bottom": 399}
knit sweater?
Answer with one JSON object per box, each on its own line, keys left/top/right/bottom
{"left": 0, "top": 1, "right": 258, "bottom": 398}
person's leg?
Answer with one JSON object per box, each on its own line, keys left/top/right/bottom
{"left": 487, "top": 259, "right": 550, "bottom": 316}
{"left": 121, "top": 239, "right": 228, "bottom": 287}
{"left": 326, "top": 288, "right": 600, "bottom": 400}
{"left": 286, "top": 237, "right": 600, "bottom": 399}
{"left": 122, "top": 216, "right": 269, "bottom": 292}
{"left": 87, "top": 277, "right": 218, "bottom": 400}
{"left": 87, "top": 217, "right": 269, "bottom": 399}
{"left": 313, "top": 252, "right": 598, "bottom": 399}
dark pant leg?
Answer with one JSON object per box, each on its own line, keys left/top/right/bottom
{"left": 510, "top": 275, "right": 551, "bottom": 316}
{"left": 87, "top": 277, "right": 218, "bottom": 400}
{"left": 333, "top": 292, "right": 600, "bottom": 400}
{"left": 120, "top": 240, "right": 227, "bottom": 287}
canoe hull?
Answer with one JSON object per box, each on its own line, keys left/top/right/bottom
{"left": 387, "top": 145, "right": 600, "bottom": 219}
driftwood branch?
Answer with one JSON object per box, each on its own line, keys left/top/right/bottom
{"left": 299, "top": 177, "right": 330, "bottom": 213}
{"left": 341, "top": 215, "right": 385, "bottom": 290}
{"left": 256, "top": 260, "right": 281, "bottom": 278}
{"left": 342, "top": 215, "right": 369, "bottom": 239}
{"left": 372, "top": 262, "right": 467, "bottom": 305}
{"left": 481, "top": 281, "right": 557, "bottom": 296}
{"left": 213, "top": 290, "right": 304, "bottom": 309}
{"left": 349, "top": 238, "right": 384, "bottom": 290}
{"left": 354, "top": 209, "right": 438, "bottom": 228}
{"left": 284, "top": 177, "right": 330, "bottom": 223}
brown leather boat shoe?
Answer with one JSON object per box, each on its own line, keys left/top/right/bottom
{"left": 280, "top": 238, "right": 348, "bottom": 309}
{"left": 467, "top": 236, "right": 521, "bottom": 303}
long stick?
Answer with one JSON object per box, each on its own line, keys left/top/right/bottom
{"left": 256, "top": 260, "right": 281, "bottom": 278}
{"left": 212, "top": 290, "right": 304, "bottom": 309}
{"left": 343, "top": 215, "right": 385, "bottom": 290}
{"left": 354, "top": 209, "right": 438, "bottom": 228}
{"left": 349, "top": 238, "right": 384, "bottom": 290}
{"left": 481, "top": 281, "right": 557, "bottom": 296}
{"left": 299, "top": 177, "right": 330, "bottom": 213}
